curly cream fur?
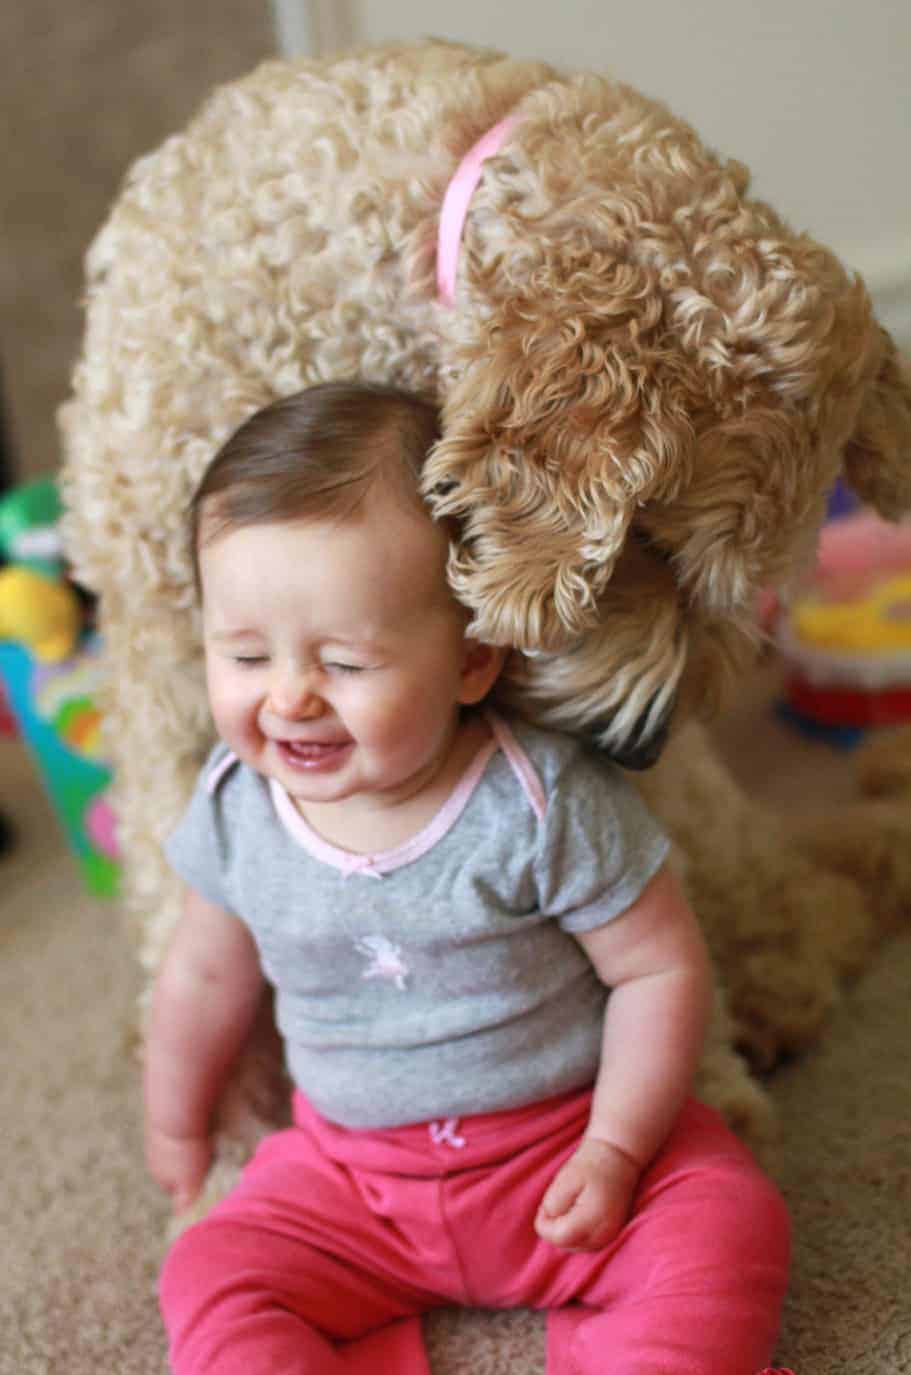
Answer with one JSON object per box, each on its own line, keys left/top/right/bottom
{"left": 59, "top": 40, "right": 911, "bottom": 1190}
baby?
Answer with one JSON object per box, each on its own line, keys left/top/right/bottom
{"left": 145, "top": 381, "right": 793, "bottom": 1375}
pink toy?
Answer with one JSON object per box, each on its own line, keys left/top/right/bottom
{"left": 813, "top": 508, "right": 911, "bottom": 596}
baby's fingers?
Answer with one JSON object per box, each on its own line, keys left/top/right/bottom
{"left": 537, "top": 1161, "right": 585, "bottom": 1222}
{"left": 541, "top": 1193, "right": 623, "bottom": 1250}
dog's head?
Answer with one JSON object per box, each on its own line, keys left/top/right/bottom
{"left": 424, "top": 100, "right": 911, "bottom": 762}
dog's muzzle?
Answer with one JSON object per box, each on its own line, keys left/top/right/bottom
{"left": 588, "top": 704, "right": 673, "bottom": 770}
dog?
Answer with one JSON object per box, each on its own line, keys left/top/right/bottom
{"left": 59, "top": 38, "right": 911, "bottom": 1188}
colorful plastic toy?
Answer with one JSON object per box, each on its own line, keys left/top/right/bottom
{"left": 774, "top": 506, "right": 911, "bottom": 745}
{"left": 0, "top": 478, "right": 119, "bottom": 894}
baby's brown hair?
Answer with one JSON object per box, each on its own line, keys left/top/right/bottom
{"left": 190, "top": 382, "right": 442, "bottom": 588}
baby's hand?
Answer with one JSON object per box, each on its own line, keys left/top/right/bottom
{"left": 145, "top": 1125, "right": 213, "bottom": 1215}
{"left": 534, "top": 1136, "right": 640, "bottom": 1251}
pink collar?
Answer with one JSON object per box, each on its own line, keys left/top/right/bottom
{"left": 436, "top": 115, "right": 521, "bottom": 305}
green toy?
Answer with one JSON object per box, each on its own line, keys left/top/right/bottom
{"left": 0, "top": 477, "right": 64, "bottom": 575}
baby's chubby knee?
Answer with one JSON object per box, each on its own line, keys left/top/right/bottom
{"left": 745, "top": 1166, "right": 790, "bottom": 1252}
{"left": 701, "top": 1155, "right": 792, "bottom": 1280}
{"left": 660, "top": 1105, "right": 791, "bottom": 1274}
{"left": 644, "top": 1114, "right": 792, "bottom": 1287}
{"left": 160, "top": 1220, "right": 208, "bottom": 1314}
{"left": 159, "top": 1214, "right": 244, "bottom": 1327}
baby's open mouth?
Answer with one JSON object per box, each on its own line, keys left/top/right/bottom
{"left": 277, "top": 738, "right": 353, "bottom": 770}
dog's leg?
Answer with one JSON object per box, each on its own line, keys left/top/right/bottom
{"left": 638, "top": 722, "right": 876, "bottom": 1071}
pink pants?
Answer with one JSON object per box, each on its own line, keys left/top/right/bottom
{"left": 160, "top": 1089, "right": 790, "bottom": 1375}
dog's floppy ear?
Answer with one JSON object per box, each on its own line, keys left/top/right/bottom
{"left": 842, "top": 329, "right": 911, "bottom": 519}
{"left": 636, "top": 310, "right": 911, "bottom": 623}
{"left": 424, "top": 290, "right": 694, "bottom": 652}
{"left": 640, "top": 406, "right": 829, "bottom": 621}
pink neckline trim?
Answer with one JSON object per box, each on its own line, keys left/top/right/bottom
{"left": 486, "top": 711, "right": 547, "bottom": 822}
{"left": 270, "top": 731, "right": 497, "bottom": 878}
{"left": 436, "top": 115, "right": 521, "bottom": 305}
{"left": 269, "top": 708, "right": 545, "bottom": 878}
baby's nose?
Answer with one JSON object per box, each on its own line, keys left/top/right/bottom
{"left": 267, "top": 672, "right": 325, "bottom": 720}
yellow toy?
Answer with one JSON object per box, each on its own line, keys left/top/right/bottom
{"left": 792, "top": 571, "right": 911, "bottom": 655}
{"left": 0, "top": 565, "right": 82, "bottom": 663}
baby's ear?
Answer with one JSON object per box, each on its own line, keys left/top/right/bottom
{"left": 458, "top": 638, "right": 510, "bottom": 706}
{"left": 843, "top": 329, "right": 911, "bottom": 518}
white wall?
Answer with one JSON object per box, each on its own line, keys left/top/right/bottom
{"left": 284, "top": 0, "right": 910, "bottom": 344}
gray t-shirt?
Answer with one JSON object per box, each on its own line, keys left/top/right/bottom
{"left": 165, "top": 710, "right": 669, "bottom": 1129}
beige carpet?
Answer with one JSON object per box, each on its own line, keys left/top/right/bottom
{"left": 3, "top": 670, "right": 910, "bottom": 1375}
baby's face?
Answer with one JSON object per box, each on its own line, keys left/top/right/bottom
{"left": 198, "top": 486, "right": 490, "bottom": 817}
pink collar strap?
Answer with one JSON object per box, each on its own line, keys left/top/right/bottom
{"left": 436, "top": 114, "right": 521, "bottom": 305}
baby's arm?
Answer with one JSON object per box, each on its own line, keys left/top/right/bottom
{"left": 144, "top": 886, "right": 265, "bottom": 1213}
{"left": 535, "top": 864, "right": 712, "bottom": 1250}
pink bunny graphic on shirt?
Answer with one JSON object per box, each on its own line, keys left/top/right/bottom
{"left": 354, "top": 935, "right": 410, "bottom": 991}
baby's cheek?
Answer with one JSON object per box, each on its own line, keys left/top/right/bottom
{"left": 211, "top": 691, "right": 247, "bottom": 737}
{"left": 361, "top": 681, "right": 422, "bottom": 733}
